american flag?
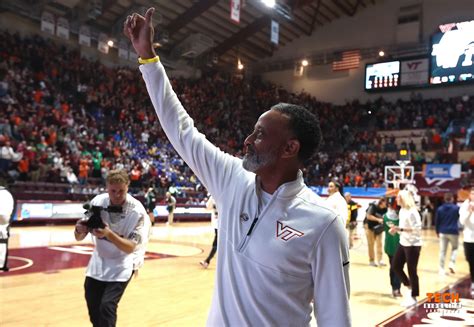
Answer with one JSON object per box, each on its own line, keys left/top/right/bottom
{"left": 332, "top": 50, "right": 361, "bottom": 71}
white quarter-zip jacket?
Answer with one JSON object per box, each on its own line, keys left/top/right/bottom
{"left": 140, "top": 62, "right": 351, "bottom": 327}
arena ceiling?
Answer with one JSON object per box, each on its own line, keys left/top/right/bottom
{"left": 2, "top": 0, "right": 384, "bottom": 70}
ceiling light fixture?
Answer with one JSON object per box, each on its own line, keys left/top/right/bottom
{"left": 261, "top": 0, "right": 276, "bottom": 8}
{"left": 237, "top": 58, "right": 244, "bottom": 70}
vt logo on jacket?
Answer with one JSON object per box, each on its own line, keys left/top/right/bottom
{"left": 276, "top": 221, "right": 304, "bottom": 241}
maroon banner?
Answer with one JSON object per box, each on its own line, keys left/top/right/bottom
{"left": 414, "top": 175, "right": 461, "bottom": 197}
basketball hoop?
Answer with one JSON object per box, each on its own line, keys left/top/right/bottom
{"left": 384, "top": 163, "right": 414, "bottom": 191}
{"left": 396, "top": 160, "right": 408, "bottom": 168}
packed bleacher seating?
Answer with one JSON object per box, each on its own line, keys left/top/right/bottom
{"left": 0, "top": 30, "right": 473, "bottom": 200}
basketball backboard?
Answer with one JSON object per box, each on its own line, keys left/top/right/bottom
{"left": 384, "top": 165, "right": 414, "bottom": 189}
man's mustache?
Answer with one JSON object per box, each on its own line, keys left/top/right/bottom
{"left": 245, "top": 145, "right": 256, "bottom": 155}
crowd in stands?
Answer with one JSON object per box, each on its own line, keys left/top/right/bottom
{"left": 0, "top": 30, "right": 473, "bottom": 197}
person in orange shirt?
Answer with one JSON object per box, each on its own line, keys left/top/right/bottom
{"left": 432, "top": 132, "right": 442, "bottom": 149}
{"left": 137, "top": 110, "right": 145, "bottom": 122}
{"left": 61, "top": 102, "right": 69, "bottom": 113}
{"left": 355, "top": 174, "right": 363, "bottom": 186}
{"left": 113, "top": 146, "right": 121, "bottom": 158}
{"left": 79, "top": 162, "right": 90, "bottom": 185}
{"left": 17, "top": 157, "right": 29, "bottom": 181}
{"left": 47, "top": 128, "right": 57, "bottom": 146}
{"left": 344, "top": 175, "right": 350, "bottom": 185}
{"left": 130, "top": 165, "right": 141, "bottom": 189}
{"left": 33, "top": 89, "right": 43, "bottom": 104}
{"left": 10, "top": 114, "right": 21, "bottom": 126}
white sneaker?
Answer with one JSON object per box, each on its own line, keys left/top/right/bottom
{"left": 438, "top": 268, "right": 447, "bottom": 276}
{"left": 379, "top": 261, "right": 387, "bottom": 267}
{"left": 369, "top": 261, "right": 378, "bottom": 267}
{"left": 401, "top": 297, "right": 417, "bottom": 307}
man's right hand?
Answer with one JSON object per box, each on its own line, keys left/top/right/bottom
{"left": 123, "top": 7, "right": 156, "bottom": 59}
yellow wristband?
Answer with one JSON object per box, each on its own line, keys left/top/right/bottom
{"left": 138, "top": 56, "right": 160, "bottom": 64}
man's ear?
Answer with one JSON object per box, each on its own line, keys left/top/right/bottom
{"left": 281, "top": 139, "right": 300, "bottom": 159}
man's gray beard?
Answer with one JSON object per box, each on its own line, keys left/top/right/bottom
{"left": 242, "top": 152, "right": 276, "bottom": 173}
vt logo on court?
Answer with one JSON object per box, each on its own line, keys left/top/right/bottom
{"left": 276, "top": 221, "right": 304, "bottom": 241}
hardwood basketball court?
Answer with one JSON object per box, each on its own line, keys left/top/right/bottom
{"left": 1, "top": 223, "right": 471, "bottom": 326}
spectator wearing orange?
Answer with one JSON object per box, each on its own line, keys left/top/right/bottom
{"left": 130, "top": 165, "right": 142, "bottom": 189}
{"left": 17, "top": 157, "right": 29, "bottom": 181}
{"left": 78, "top": 161, "right": 90, "bottom": 185}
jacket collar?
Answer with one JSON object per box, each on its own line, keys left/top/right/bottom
{"left": 255, "top": 170, "right": 305, "bottom": 199}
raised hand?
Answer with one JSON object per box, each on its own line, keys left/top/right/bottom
{"left": 123, "top": 7, "right": 156, "bottom": 59}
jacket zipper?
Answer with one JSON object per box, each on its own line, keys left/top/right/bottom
{"left": 237, "top": 190, "right": 277, "bottom": 252}
{"left": 237, "top": 216, "right": 258, "bottom": 252}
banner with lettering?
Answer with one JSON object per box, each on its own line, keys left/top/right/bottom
{"left": 79, "top": 25, "right": 91, "bottom": 47}
{"left": 41, "top": 12, "right": 55, "bottom": 35}
{"left": 56, "top": 17, "right": 69, "bottom": 40}
{"left": 230, "top": 0, "right": 240, "bottom": 24}
{"left": 97, "top": 33, "right": 109, "bottom": 54}
{"left": 271, "top": 20, "right": 279, "bottom": 45}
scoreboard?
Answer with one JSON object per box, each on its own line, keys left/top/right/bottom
{"left": 365, "top": 58, "right": 429, "bottom": 91}
{"left": 430, "top": 20, "right": 474, "bottom": 85}
{"left": 365, "top": 61, "right": 400, "bottom": 90}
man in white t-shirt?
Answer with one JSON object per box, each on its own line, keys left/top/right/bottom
{"left": 0, "top": 186, "right": 14, "bottom": 272}
{"left": 74, "top": 169, "right": 149, "bottom": 326}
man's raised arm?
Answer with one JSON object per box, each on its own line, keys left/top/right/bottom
{"left": 123, "top": 8, "right": 244, "bottom": 199}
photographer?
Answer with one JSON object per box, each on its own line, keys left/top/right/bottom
{"left": 74, "top": 169, "right": 150, "bottom": 327}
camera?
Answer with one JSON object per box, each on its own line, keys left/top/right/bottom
{"left": 82, "top": 203, "right": 123, "bottom": 229}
